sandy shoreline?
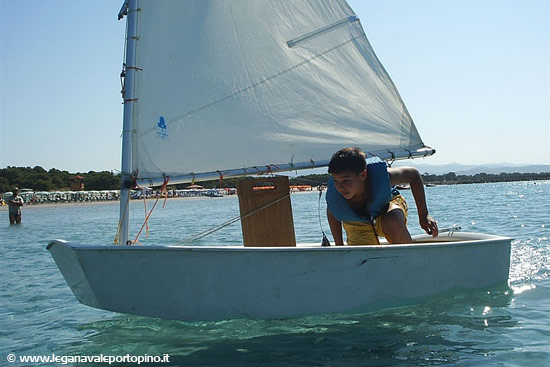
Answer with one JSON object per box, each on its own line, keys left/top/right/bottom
{"left": 0, "top": 194, "right": 238, "bottom": 211}
{"left": 0, "top": 190, "right": 316, "bottom": 211}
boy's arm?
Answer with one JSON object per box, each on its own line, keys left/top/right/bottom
{"left": 327, "top": 209, "right": 345, "bottom": 246}
{"left": 388, "top": 167, "right": 438, "bottom": 237}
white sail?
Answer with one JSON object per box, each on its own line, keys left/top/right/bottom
{"left": 130, "top": 0, "right": 428, "bottom": 182}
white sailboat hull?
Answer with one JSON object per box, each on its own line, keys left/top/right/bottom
{"left": 47, "top": 232, "right": 511, "bottom": 322}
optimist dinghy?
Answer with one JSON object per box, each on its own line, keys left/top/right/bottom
{"left": 48, "top": 0, "right": 511, "bottom": 321}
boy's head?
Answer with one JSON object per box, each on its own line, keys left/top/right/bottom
{"left": 328, "top": 147, "right": 366, "bottom": 175}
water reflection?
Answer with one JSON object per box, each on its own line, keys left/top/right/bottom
{"left": 61, "top": 287, "right": 515, "bottom": 366}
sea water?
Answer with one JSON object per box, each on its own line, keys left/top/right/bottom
{"left": 1, "top": 181, "right": 549, "bottom": 366}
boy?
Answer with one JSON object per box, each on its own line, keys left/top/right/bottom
{"left": 326, "top": 147, "right": 438, "bottom": 245}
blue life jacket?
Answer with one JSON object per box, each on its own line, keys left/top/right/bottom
{"left": 326, "top": 159, "right": 398, "bottom": 223}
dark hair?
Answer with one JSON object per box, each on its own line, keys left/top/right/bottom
{"left": 328, "top": 147, "right": 366, "bottom": 174}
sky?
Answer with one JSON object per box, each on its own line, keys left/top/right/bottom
{"left": 0, "top": 0, "right": 548, "bottom": 173}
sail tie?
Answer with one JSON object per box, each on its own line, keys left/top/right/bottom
{"left": 289, "top": 155, "right": 296, "bottom": 172}
{"left": 265, "top": 164, "right": 281, "bottom": 176}
{"left": 120, "top": 63, "right": 142, "bottom": 103}
{"left": 387, "top": 150, "right": 396, "bottom": 167}
{"left": 217, "top": 170, "right": 230, "bottom": 189}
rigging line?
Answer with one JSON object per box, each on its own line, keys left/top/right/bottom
{"left": 318, "top": 186, "right": 331, "bottom": 246}
{"left": 140, "top": 184, "right": 149, "bottom": 239}
{"left": 173, "top": 194, "right": 291, "bottom": 245}
{"left": 140, "top": 35, "right": 365, "bottom": 136}
{"left": 130, "top": 177, "right": 170, "bottom": 245}
{"left": 132, "top": 196, "right": 160, "bottom": 245}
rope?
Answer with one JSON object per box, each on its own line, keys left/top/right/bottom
{"left": 387, "top": 150, "right": 396, "bottom": 167}
{"left": 130, "top": 177, "right": 169, "bottom": 245}
{"left": 317, "top": 186, "right": 331, "bottom": 246}
{"left": 265, "top": 164, "right": 280, "bottom": 176}
{"left": 173, "top": 194, "right": 291, "bottom": 245}
{"left": 143, "top": 187, "right": 149, "bottom": 238}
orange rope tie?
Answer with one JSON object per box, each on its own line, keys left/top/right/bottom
{"left": 217, "top": 170, "right": 224, "bottom": 189}
{"left": 265, "top": 164, "right": 280, "bottom": 176}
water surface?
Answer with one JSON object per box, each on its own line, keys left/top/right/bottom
{"left": 1, "top": 181, "right": 549, "bottom": 366}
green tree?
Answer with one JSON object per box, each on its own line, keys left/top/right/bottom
{"left": 0, "top": 176, "right": 9, "bottom": 193}
{"left": 85, "top": 171, "right": 120, "bottom": 190}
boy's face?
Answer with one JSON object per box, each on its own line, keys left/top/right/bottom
{"left": 331, "top": 170, "right": 367, "bottom": 200}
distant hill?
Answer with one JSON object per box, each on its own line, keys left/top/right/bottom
{"left": 291, "top": 162, "right": 550, "bottom": 177}
{"left": 392, "top": 162, "right": 550, "bottom": 175}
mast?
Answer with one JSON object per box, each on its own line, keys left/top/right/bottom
{"left": 118, "top": 0, "right": 139, "bottom": 245}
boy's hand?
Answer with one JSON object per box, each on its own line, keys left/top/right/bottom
{"left": 420, "top": 214, "right": 438, "bottom": 237}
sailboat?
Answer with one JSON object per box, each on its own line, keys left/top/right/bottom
{"left": 47, "top": 0, "right": 511, "bottom": 322}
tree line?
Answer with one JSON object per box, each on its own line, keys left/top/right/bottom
{"left": 1, "top": 166, "right": 549, "bottom": 193}
{"left": 0, "top": 166, "right": 119, "bottom": 193}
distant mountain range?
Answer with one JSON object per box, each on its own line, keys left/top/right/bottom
{"left": 392, "top": 162, "right": 550, "bottom": 175}
{"left": 292, "top": 162, "right": 550, "bottom": 177}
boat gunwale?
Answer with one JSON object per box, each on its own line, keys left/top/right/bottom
{"left": 47, "top": 233, "right": 513, "bottom": 253}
